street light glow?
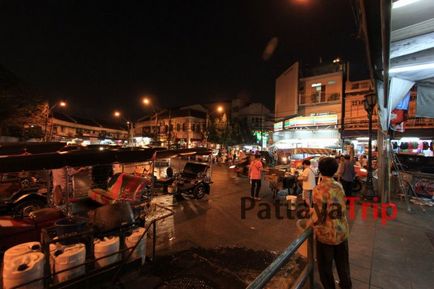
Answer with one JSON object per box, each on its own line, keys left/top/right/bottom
{"left": 142, "top": 97, "right": 150, "bottom": 105}
{"left": 114, "top": 111, "right": 121, "bottom": 117}
{"left": 217, "top": 106, "right": 224, "bottom": 113}
{"left": 59, "top": 101, "right": 67, "bottom": 107}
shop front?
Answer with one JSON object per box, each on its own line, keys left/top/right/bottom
{"left": 272, "top": 114, "right": 341, "bottom": 150}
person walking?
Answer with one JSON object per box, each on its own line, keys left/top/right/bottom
{"left": 249, "top": 153, "right": 263, "bottom": 200}
{"left": 298, "top": 159, "right": 316, "bottom": 207}
{"left": 339, "top": 155, "right": 355, "bottom": 197}
{"left": 312, "top": 157, "right": 352, "bottom": 289}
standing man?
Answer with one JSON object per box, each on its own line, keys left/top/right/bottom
{"left": 298, "top": 159, "right": 316, "bottom": 207}
{"left": 313, "top": 157, "right": 352, "bottom": 289}
{"left": 249, "top": 153, "right": 263, "bottom": 200}
{"left": 340, "top": 155, "right": 355, "bottom": 197}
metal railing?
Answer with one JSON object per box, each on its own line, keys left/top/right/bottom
{"left": 246, "top": 227, "right": 314, "bottom": 289}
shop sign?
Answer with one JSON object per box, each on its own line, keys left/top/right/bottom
{"left": 285, "top": 114, "right": 338, "bottom": 128}
{"left": 274, "top": 121, "right": 283, "bottom": 131}
{"left": 283, "top": 119, "right": 291, "bottom": 129}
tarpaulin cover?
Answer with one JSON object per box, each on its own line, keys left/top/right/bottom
{"left": 416, "top": 85, "right": 434, "bottom": 118}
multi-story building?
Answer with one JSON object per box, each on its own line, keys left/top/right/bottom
{"left": 344, "top": 79, "right": 434, "bottom": 154}
{"left": 50, "top": 112, "right": 128, "bottom": 144}
{"left": 232, "top": 99, "right": 273, "bottom": 147}
{"left": 273, "top": 61, "right": 343, "bottom": 149}
{"left": 135, "top": 107, "right": 207, "bottom": 148}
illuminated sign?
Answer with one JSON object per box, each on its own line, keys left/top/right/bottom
{"left": 284, "top": 114, "right": 338, "bottom": 128}
{"left": 274, "top": 121, "right": 283, "bottom": 131}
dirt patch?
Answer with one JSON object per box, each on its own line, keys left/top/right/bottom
{"left": 148, "top": 247, "right": 306, "bottom": 289}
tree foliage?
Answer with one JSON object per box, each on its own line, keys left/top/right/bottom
{"left": 0, "top": 65, "right": 47, "bottom": 140}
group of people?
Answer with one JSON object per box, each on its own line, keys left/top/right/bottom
{"left": 247, "top": 155, "right": 352, "bottom": 289}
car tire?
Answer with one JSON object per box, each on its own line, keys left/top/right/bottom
{"left": 14, "top": 198, "right": 46, "bottom": 217}
{"left": 193, "top": 185, "right": 207, "bottom": 199}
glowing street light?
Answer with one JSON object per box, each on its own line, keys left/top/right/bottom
{"left": 113, "top": 110, "right": 134, "bottom": 145}
{"left": 217, "top": 106, "right": 224, "bottom": 113}
{"left": 45, "top": 100, "right": 67, "bottom": 141}
{"left": 142, "top": 97, "right": 151, "bottom": 105}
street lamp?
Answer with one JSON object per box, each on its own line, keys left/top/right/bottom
{"left": 363, "top": 93, "right": 377, "bottom": 199}
{"left": 205, "top": 106, "right": 225, "bottom": 147}
{"left": 44, "top": 100, "right": 67, "bottom": 141}
{"left": 142, "top": 97, "right": 160, "bottom": 141}
{"left": 114, "top": 110, "right": 133, "bottom": 145}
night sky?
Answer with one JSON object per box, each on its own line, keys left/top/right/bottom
{"left": 0, "top": 0, "right": 367, "bottom": 121}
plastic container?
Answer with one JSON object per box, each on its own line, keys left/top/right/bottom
{"left": 3, "top": 252, "right": 45, "bottom": 289}
{"left": 286, "top": 195, "right": 297, "bottom": 210}
{"left": 125, "top": 227, "right": 147, "bottom": 264}
{"left": 94, "top": 236, "right": 120, "bottom": 268}
{"left": 52, "top": 243, "right": 86, "bottom": 283}
{"left": 3, "top": 242, "right": 41, "bottom": 264}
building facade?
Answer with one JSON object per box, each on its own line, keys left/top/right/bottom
{"left": 135, "top": 108, "right": 207, "bottom": 148}
{"left": 344, "top": 79, "right": 434, "bottom": 154}
{"left": 273, "top": 62, "right": 343, "bottom": 150}
{"left": 49, "top": 113, "right": 128, "bottom": 144}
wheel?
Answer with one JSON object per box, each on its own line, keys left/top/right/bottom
{"left": 193, "top": 185, "right": 206, "bottom": 199}
{"left": 14, "top": 198, "right": 46, "bottom": 217}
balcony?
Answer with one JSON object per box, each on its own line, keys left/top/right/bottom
{"left": 345, "top": 80, "right": 373, "bottom": 94}
{"left": 299, "top": 92, "right": 340, "bottom": 106}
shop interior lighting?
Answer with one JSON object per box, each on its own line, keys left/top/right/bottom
{"left": 400, "top": 137, "right": 420, "bottom": 142}
{"left": 392, "top": 0, "right": 420, "bottom": 9}
{"left": 389, "top": 62, "right": 434, "bottom": 74}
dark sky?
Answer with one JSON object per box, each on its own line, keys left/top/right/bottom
{"left": 0, "top": 0, "right": 367, "bottom": 121}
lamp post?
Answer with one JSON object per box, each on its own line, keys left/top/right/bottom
{"left": 205, "top": 105, "right": 224, "bottom": 147}
{"left": 142, "top": 97, "right": 160, "bottom": 143}
{"left": 44, "top": 101, "right": 66, "bottom": 141}
{"left": 363, "top": 93, "right": 377, "bottom": 198}
{"left": 114, "top": 111, "right": 133, "bottom": 145}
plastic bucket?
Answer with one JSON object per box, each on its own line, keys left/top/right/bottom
{"left": 52, "top": 243, "right": 86, "bottom": 283}
{"left": 125, "top": 227, "right": 147, "bottom": 264}
{"left": 3, "top": 252, "right": 45, "bottom": 289}
{"left": 54, "top": 217, "right": 88, "bottom": 245}
{"left": 94, "top": 236, "right": 120, "bottom": 268}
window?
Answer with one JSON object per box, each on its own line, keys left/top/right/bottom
{"left": 176, "top": 123, "right": 181, "bottom": 131}
{"left": 182, "top": 123, "right": 187, "bottom": 131}
{"left": 191, "top": 124, "right": 195, "bottom": 131}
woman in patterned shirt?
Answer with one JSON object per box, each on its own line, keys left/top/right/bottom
{"left": 312, "top": 157, "right": 352, "bottom": 289}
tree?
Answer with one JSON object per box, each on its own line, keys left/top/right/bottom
{"left": 0, "top": 65, "right": 47, "bottom": 140}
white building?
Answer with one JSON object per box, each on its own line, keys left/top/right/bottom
{"left": 273, "top": 61, "right": 343, "bottom": 149}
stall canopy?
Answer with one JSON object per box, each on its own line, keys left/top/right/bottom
{"left": 388, "top": 0, "right": 434, "bottom": 121}
{"left": 284, "top": 148, "right": 334, "bottom": 155}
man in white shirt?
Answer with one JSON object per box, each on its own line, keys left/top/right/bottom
{"left": 298, "top": 159, "right": 316, "bottom": 207}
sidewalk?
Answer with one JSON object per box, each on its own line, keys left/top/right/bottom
{"left": 347, "top": 200, "right": 434, "bottom": 289}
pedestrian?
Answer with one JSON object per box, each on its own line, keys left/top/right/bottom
{"left": 297, "top": 159, "right": 316, "bottom": 207}
{"left": 312, "top": 157, "right": 352, "bottom": 289}
{"left": 360, "top": 155, "right": 368, "bottom": 169}
{"left": 339, "top": 155, "right": 355, "bottom": 197}
{"left": 249, "top": 153, "right": 263, "bottom": 200}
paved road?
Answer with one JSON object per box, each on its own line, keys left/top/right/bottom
{"left": 152, "top": 164, "right": 300, "bottom": 255}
